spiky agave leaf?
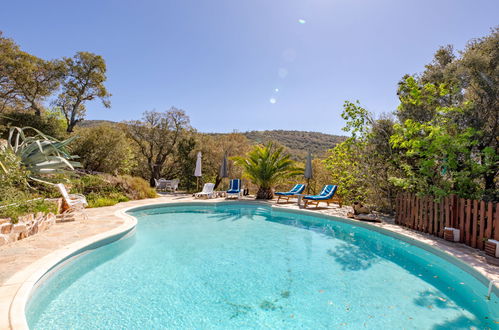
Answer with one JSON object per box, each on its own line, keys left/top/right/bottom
{"left": 6, "top": 126, "right": 80, "bottom": 183}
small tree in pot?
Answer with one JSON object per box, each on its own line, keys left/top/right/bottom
{"left": 233, "top": 142, "right": 301, "bottom": 199}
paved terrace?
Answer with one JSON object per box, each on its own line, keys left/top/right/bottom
{"left": 0, "top": 194, "right": 498, "bottom": 329}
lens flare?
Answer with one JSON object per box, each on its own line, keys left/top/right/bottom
{"left": 274, "top": 88, "right": 279, "bottom": 92}
{"left": 298, "top": 19, "right": 306, "bottom": 24}
{"left": 269, "top": 98, "right": 277, "bottom": 104}
{"left": 278, "top": 68, "right": 288, "bottom": 78}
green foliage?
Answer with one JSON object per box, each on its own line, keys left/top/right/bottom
{"left": 68, "top": 174, "right": 156, "bottom": 208}
{"left": 56, "top": 52, "right": 111, "bottom": 132}
{"left": 341, "top": 100, "right": 372, "bottom": 139}
{"left": 0, "top": 147, "right": 29, "bottom": 188}
{"left": 7, "top": 126, "right": 80, "bottom": 182}
{"left": 390, "top": 117, "right": 494, "bottom": 199}
{"left": 172, "top": 135, "right": 197, "bottom": 192}
{"left": 0, "top": 111, "right": 67, "bottom": 140}
{"left": 394, "top": 28, "right": 498, "bottom": 200}
{"left": 86, "top": 193, "right": 129, "bottom": 208}
{"left": 111, "top": 175, "right": 157, "bottom": 200}
{"left": 0, "top": 199, "right": 57, "bottom": 223}
{"left": 234, "top": 142, "right": 302, "bottom": 199}
{"left": 124, "top": 108, "right": 191, "bottom": 186}
{"left": 325, "top": 101, "right": 400, "bottom": 211}
{"left": 71, "top": 125, "right": 136, "bottom": 175}
{"left": 0, "top": 31, "right": 65, "bottom": 115}
{"left": 323, "top": 140, "right": 366, "bottom": 204}
{"left": 322, "top": 28, "right": 499, "bottom": 210}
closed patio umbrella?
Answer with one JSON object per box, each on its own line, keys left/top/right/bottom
{"left": 219, "top": 152, "right": 228, "bottom": 178}
{"left": 219, "top": 152, "right": 228, "bottom": 190}
{"left": 194, "top": 152, "right": 202, "bottom": 190}
{"left": 304, "top": 152, "right": 313, "bottom": 193}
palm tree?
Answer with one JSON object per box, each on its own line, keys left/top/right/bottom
{"left": 233, "top": 142, "right": 302, "bottom": 199}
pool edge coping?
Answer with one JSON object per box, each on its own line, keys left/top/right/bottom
{"left": 6, "top": 206, "right": 138, "bottom": 330}
{"left": 5, "top": 199, "right": 499, "bottom": 329}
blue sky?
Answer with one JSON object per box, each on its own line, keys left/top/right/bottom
{"left": 1, "top": 0, "right": 498, "bottom": 135}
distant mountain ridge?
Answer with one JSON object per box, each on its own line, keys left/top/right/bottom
{"left": 77, "top": 120, "right": 115, "bottom": 127}
{"left": 242, "top": 130, "right": 345, "bottom": 159}
{"left": 78, "top": 121, "right": 345, "bottom": 159}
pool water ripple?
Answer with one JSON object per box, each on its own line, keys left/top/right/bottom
{"left": 27, "top": 204, "right": 498, "bottom": 329}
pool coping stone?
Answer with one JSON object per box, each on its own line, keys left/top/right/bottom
{"left": 1, "top": 196, "right": 498, "bottom": 329}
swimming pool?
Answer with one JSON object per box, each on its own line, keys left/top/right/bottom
{"left": 27, "top": 203, "right": 498, "bottom": 329}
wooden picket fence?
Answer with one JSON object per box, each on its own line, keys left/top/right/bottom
{"left": 395, "top": 193, "right": 499, "bottom": 250}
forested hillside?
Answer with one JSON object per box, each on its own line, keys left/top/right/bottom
{"left": 79, "top": 121, "right": 345, "bottom": 159}
{"left": 242, "top": 130, "right": 345, "bottom": 159}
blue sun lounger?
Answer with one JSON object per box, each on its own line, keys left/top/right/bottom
{"left": 275, "top": 184, "right": 306, "bottom": 203}
{"left": 303, "top": 185, "right": 342, "bottom": 208}
{"left": 226, "top": 179, "right": 242, "bottom": 199}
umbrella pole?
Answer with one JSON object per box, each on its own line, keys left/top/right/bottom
{"left": 196, "top": 177, "right": 199, "bottom": 191}
{"left": 307, "top": 178, "right": 310, "bottom": 194}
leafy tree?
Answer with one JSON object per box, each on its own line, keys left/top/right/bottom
{"left": 324, "top": 140, "right": 365, "bottom": 204}
{"left": 170, "top": 134, "right": 197, "bottom": 191}
{"left": 233, "top": 142, "right": 301, "bottom": 199}
{"left": 55, "top": 52, "right": 111, "bottom": 132}
{"left": 0, "top": 110, "right": 67, "bottom": 140}
{"left": 390, "top": 118, "right": 483, "bottom": 199}
{"left": 395, "top": 28, "right": 498, "bottom": 199}
{"left": 0, "top": 32, "right": 64, "bottom": 115}
{"left": 71, "top": 125, "right": 136, "bottom": 175}
{"left": 124, "top": 108, "right": 190, "bottom": 186}
{"left": 324, "top": 101, "right": 399, "bottom": 211}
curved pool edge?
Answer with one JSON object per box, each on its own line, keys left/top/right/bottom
{"left": 6, "top": 207, "right": 138, "bottom": 330}
{"left": 273, "top": 207, "right": 499, "bottom": 295}
{"left": 6, "top": 199, "right": 498, "bottom": 329}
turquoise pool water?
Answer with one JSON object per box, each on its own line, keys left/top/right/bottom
{"left": 27, "top": 203, "right": 498, "bottom": 329}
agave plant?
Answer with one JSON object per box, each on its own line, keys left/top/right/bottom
{"left": 233, "top": 142, "right": 302, "bottom": 199}
{"left": 6, "top": 126, "right": 80, "bottom": 182}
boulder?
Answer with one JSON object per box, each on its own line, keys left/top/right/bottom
{"left": 28, "top": 222, "right": 39, "bottom": 236}
{"left": 0, "top": 223, "right": 13, "bottom": 234}
{"left": 0, "top": 234, "right": 8, "bottom": 246}
{"left": 352, "top": 202, "right": 370, "bottom": 215}
{"left": 0, "top": 218, "right": 11, "bottom": 225}
{"left": 12, "top": 223, "right": 27, "bottom": 233}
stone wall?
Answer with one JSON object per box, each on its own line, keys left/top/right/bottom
{"left": 0, "top": 212, "right": 56, "bottom": 246}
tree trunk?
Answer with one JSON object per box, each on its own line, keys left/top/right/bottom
{"left": 149, "top": 163, "right": 162, "bottom": 187}
{"left": 256, "top": 187, "right": 273, "bottom": 199}
{"left": 214, "top": 175, "right": 222, "bottom": 190}
{"left": 66, "top": 121, "right": 76, "bottom": 133}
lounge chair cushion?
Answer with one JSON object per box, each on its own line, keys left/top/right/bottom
{"left": 275, "top": 184, "right": 305, "bottom": 196}
{"left": 226, "top": 179, "right": 241, "bottom": 193}
{"left": 275, "top": 191, "right": 297, "bottom": 196}
{"left": 303, "top": 185, "right": 337, "bottom": 200}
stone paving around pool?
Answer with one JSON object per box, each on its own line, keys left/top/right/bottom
{"left": 0, "top": 194, "right": 497, "bottom": 330}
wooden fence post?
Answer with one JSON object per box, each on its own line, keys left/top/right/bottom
{"left": 478, "top": 200, "right": 486, "bottom": 250}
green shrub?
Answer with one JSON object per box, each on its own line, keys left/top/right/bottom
{"left": 112, "top": 175, "right": 157, "bottom": 199}
{"left": 0, "top": 199, "right": 57, "bottom": 223}
{"left": 71, "top": 125, "right": 136, "bottom": 175}
{"left": 86, "top": 192, "right": 129, "bottom": 208}
{"left": 0, "top": 111, "right": 67, "bottom": 140}
{"left": 0, "top": 148, "right": 29, "bottom": 191}
{"left": 67, "top": 173, "right": 156, "bottom": 208}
